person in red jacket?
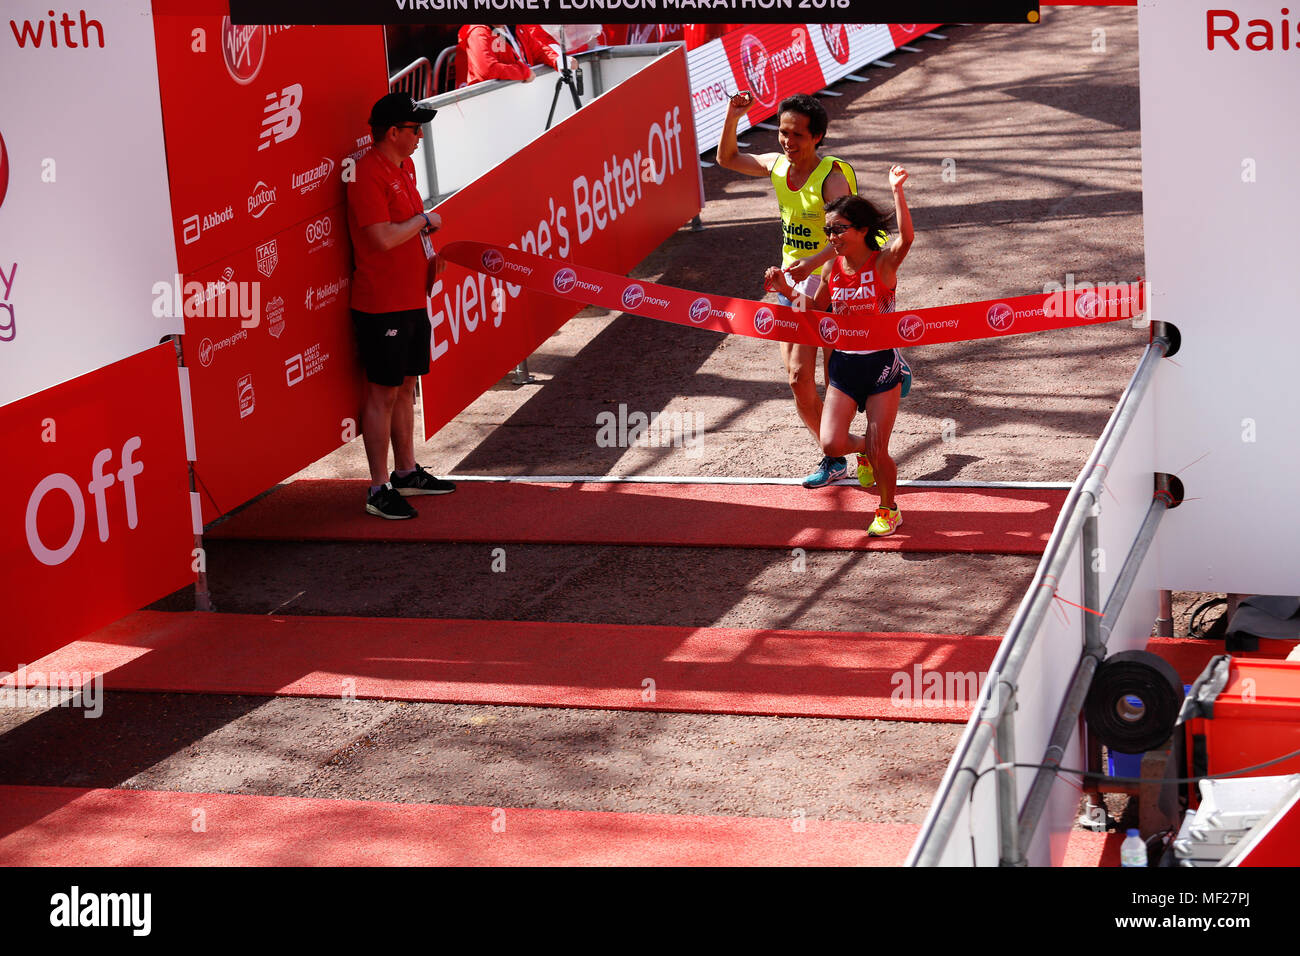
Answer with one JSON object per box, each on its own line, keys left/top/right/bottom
{"left": 516, "top": 24, "right": 603, "bottom": 72}
{"left": 457, "top": 24, "right": 534, "bottom": 86}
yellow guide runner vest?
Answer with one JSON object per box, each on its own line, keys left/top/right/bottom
{"left": 771, "top": 154, "right": 858, "bottom": 272}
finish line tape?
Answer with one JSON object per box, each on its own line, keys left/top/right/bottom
{"left": 439, "top": 240, "right": 1145, "bottom": 350}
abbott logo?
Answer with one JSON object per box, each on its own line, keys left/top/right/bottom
{"left": 987, "top": 302, "right": 1014, "bottom": 331}
{"left": 25, "top": 440, "right": 144, "bottom": 567}
{"left": 688, "top": 297, "right": 711, "bottom": 324}
{"left": 553, "top": 268, "right": 577, "bottom": 294}
{"left": 222, "top": 18, "right": 266, "bottom": 85}
{"left": 753, "top": 307, "right": 775, "bottom": 335}
{"left": 481, "top": 248, "right": 504, "bottom": 274}
{"left": 897, "top": 314, "right": 924, "bottom": 343}
{"left": 820, "top": 316, "right": 840, "bottom": 344}
{"left": 622, "top": 284, "right": 645, "bottom": 310}
{"left": 285, "top": 353, "right": 304, "bottom": 387}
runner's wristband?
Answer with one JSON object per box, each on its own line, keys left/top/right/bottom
{"left": 420, "top": 212, "right": 433, "bottom": 232}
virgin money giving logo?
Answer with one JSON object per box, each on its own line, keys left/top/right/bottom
{"left": 820, "top": 316, "right": 840, "bottom": 344}
{"left": 688, "top": 297, "right": 711, "bottom": 324}
{"left": 481, "top": 248, "right": 504, "bottom": 274}
{"left": 0, "top": 130, "right": 8, "bottom": 211}
{"left": 553, "top": 268, "right": 577, "bottom": 294}
{"left": 987, "top": 302, "right": 1014, "bottom": 332}
{"left": 822, "top": 24, "right": 850, "bottom": 65}
{"left": 222, "top": 18, "right": 266, "bottom": 85}
{"left": 753, "top": 307, "right": 775, "bottom": 335}
{"left": 897, "top": 314, "right": 925, "bottom": 343}
{"left": 622, "top": 284, "right": 645, "bottom": 311}
{"left": 739, "top": 35, "right": 778, "bottom": 109}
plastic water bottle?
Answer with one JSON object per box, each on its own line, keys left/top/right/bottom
{"left": 1120, "top": 829, "right": 1147, "bottom": 867}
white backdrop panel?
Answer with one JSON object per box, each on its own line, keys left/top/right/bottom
{"left": 1140, "top": 0, "right": 1300, "bottom": 592}
{"left": 0, "top": 0, "right": 179, "bottom": 406}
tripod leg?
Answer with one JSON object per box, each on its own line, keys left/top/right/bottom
{"left": 546, "top": 78, "right": 564, "bottom": 130}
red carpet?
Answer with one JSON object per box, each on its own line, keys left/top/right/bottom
{"left": 23, "top": 611, "right": 1003, "bottom": 722}
{"left": 1062, "top": 828, "right": 1123, "bottom": 867}
{"left": 0, "top": 786, "right": 919, "bottom": 866}
{"left": 1145, "top": 636, "right": 1299, "bottom": 686}
{"left": 207, "top": 480, "right": 1065, "bottom": 554}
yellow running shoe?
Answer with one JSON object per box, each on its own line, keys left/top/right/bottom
{"left": 868, "top": 505, "right": 902, "bottom": 537}
{"left": 857, "top": 454, "right": 875, "bottom": 489}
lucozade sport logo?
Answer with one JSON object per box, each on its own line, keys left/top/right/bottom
{"left": 222, "top": 18, "right": 266, "bottom": 85}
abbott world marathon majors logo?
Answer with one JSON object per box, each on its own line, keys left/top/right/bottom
{"left": 221, "top": 18, "right": 266, "bottom": 85}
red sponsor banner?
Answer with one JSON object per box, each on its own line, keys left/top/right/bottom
{"left": 441, "top": 241, "right": 1144, "bottom": 351}
{"left": 151, "top": 10, "right": 387, "bottom": 275}
{"left": 723, "top": 25, "right": 828, "bottom": 126}
{"left": 181, "top": 204, "right": 365, "bottom": 523}
{"left": 888, "top": 24, "right": 944, "bottom": 47}
{"left": 1, "top": 345, "right": 194, "bottom": 670}
{"left": 419, "top": 48, "right": 702, "bottom": 439}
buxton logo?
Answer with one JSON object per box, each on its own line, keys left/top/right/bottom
{"left": 553, "top": 268, "right": 578, "bottom": 294}
{"left": 753, "top": 307, "right": 775, "bottom": 335}
{"left": 221, "top": 18, "right": 266, "bottom": 86}
{"left": 820, "top": 316, "right": 840, "bottom": 344}
{"left": 897, "top": 313, "right": 925, "bottom": 343}
{"left": 986, "top": 302, "right": 1014, "bottom": 331}
{"left": 822, "top": 24, "right": 850, "bottom": 64}
{"left": 247, "top": 181, "right": 277, "bottom": 219}
{"left": 481, "top": 249, "right": 504, "bottom": 274}
{"left": 1075, "top": 291, "right": 1099, "bottom": 319}
{"left": 0, "top": 129, "right": 8, "bottom": 211}
{"left": 622, "top": 284, "right": 645, "bottom": 310}
{"left": 739, "top": 35, "right": 778, "bottom": 108}
{"left": 688, "top": 297, "right": 711, "bottom": 324}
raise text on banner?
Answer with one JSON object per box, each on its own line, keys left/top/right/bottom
{"left": 419, "top": 47, "right": 702, "bottom": 440}
{"left": 1, "top": 345, "right": 195, "bottom": 670}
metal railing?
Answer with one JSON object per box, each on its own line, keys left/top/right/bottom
{"left": 389, "top": 56, "right": 432, "bottom": 101}
{"left": 908, "top": 321, "right": 1179, "bottom": 866}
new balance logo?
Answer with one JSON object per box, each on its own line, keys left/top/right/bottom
{"left": 259, "top": 84, "right": 303, "bottom": 152}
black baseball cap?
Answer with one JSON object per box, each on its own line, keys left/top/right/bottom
{"left": 368, "top": 92, "right": 437, "bottom": 128}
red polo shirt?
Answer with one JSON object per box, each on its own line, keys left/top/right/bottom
{"left": 347, "top": 147, "right": 429, "bottom": 313}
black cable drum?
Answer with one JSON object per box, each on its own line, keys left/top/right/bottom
{"left": 1084, "top": 650, "right": 1185, "bottom": 754}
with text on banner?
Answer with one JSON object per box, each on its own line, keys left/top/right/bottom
{"left": 439, "top": 240, "right": 1144, "bottom": 350}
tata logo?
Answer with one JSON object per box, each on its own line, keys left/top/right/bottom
{"left": 553, "top": 268, "right": 578, "bottom": 294}
{"left": 688, "top": 297, "right": 711, "bottom": 324}
{"left": 481, "top": 248, "right": 504, "bottom": 274}
{"left": 221, "top": 18, "right": 266, "bottom": 86}
{"left": 753, "top": 307, "right": 775, "bottom": 335}
{"left": 822, "top": 24, "right": 850, "bottom": 64}
{"left": 1076, "top": 291, "right": 1099, "bottom": 319}
{"left": 987, "top": 302, "right": 1014, "bottom": 331}
{"left": 897, "top": 314, "right": 924, "bottom": 343}
{"left": 0, "top": 129, "right": 8, "bottom": 211}
{"left": 739, "top": 35, "right": 777, "bottom": 108}
{"left": 819, "top": 316, "right": 840, "bottom": 344}
{"left": 622, "top": 284, "right": 645, "bottom": 310}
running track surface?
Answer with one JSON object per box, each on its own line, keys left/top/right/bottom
{"left": 23, "top": 612, "right": 1004, "bottom": 722}
{"left": 0, "top": 786, "right": 1121, "bottom": 866}
{"left": 206, "top": 480, "right": 1068, "bottom": 555}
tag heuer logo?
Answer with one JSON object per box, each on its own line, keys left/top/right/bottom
{"left": 256, "top": 240, "right": 279, "bottom": 278}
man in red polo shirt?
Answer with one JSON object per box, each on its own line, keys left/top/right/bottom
{"left": 347, "top": 92, "right": 456, "bottom": 519}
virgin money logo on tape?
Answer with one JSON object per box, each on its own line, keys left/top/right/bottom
{"left": 553, "top": 268, "right": 578, "bottom": 294}
{"left": 986, "top": 302, "right": 1014, "bottom": 332}
{"left": 739, "top": 35, "right": 778, "bottom": 108}
{"left": 753, "top": 307, "right": 775, "bottom": 335}
{"left": 897, "top": 314, "right": 925, "bottom": 343}
{"left": 688, "top": 297, "right": 711, "bottom": 324}
{"left": 820, "top": 316, "right": 840, "bottom": 345}
{"left": 822, "top": 24, "right": 850, "bottom": 64}
{"left": 247, "top": 181, "right": 277, "bottom": 219}
{"left": 0, "top": 129, "right": 8, "bottom": 211}
{"left": 481, "top": 248, "right": 504, "bottom": 274}
{"left": 622, "top": 284, "right": 645, "bottom": 310}
{"left": 256, "top": 240, "right": 279, "bottom": 278}
{"left": 1075, "top": 292, "right": 1099, "bottom": 319}
{"left": 222, "top": 18, "right": 266, "bottom": 85}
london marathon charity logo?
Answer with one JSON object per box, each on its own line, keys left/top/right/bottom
{"left": 986, "top": 302, "right": 1014, "bottom": 332}
{"left": 480, "top": 248, "right": 504, "bottom": 274}
{"left": 221, "top": 18, "right": 266, "bottom": 85}
{"left": 822, "top": 24, "right": 850, "bottom": 65}
{"left": 621, "top": 284, "right": 645, "bottom": 311}
{"left": 897, "top": 313, "right": 925, "bottom": 343}
{"left": 739, "top": 35, "right": 778, "bottom": 109}
{"left": 688, "top": 297, "right": 711, "bottom": 324}
{"left": 753, "top": 307, "right": 775, "bottom": 335}
{"left": 552, "top": 268, "right": 578, "bottom": 294}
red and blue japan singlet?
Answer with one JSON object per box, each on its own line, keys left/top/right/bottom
{"left": 825, "top": 251, "right": 896, "bottom": 355}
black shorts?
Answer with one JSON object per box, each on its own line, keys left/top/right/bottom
{"left": 351, "top": 308, "right": 431, "bottom": 387}
{"left": 828, "top": 348, "right": 905, "bottom": 412}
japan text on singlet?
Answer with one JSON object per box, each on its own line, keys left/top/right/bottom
{"left": 826, "top": 251, "right": 895, "bottom": 355}
{"left": 770, "top": 155, "right": 857, "bottom": 272}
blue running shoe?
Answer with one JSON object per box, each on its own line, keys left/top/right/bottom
{"left": 802, "top": 455, "right": 848, "bottom": 489}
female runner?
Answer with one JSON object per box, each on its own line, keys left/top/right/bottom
{"left": 765, "top": 165, "right": 913, "bottom": 536}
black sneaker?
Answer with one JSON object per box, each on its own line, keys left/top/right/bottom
{"left": 366, "top": 482, "right": 417, "bottom": 519}
{"left": 389, "top": 464, "right": 456, "bottom": 497}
